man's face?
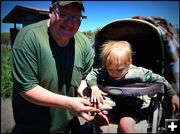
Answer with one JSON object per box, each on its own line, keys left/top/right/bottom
{"left": 49, "top": 3, "right": 82, "bottom": 43}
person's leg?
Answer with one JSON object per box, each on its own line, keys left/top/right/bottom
{"left": 119, "top": 117, "right": 136, "bottom": 133}
{"left": 69, "top": 116, "right": 81, "bottom": 134}
{"left": 11, "top": 124, "right": 41, "bottom": 133}
{"left": 11, "top": 124, "right": 21, "bottom": 133}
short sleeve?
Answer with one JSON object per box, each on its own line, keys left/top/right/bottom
{"left": 11, "top": 31, "right": 39, "bottom": 93}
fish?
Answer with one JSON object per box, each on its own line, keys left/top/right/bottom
{"left": 86, "top": 96, "right": 116, "bottom": 111}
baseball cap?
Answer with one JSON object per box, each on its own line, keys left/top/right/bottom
{"left": 52, "top": 1, "right": 85, "bottom": 12}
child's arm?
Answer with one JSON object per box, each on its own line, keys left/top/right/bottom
{"left": 133, "top": 66, "right": 177, "bottom": 96}
{"left": 135, "top": 66, "right": 179, "bottom": 114}
{"left": 86, "top": 67, "right": 108, "bottom": 104}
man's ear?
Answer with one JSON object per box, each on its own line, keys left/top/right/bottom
{"left": 49, "top": 6, "right": 53, "bottom": 17}
{"left": 49, "top": 6, "right": 53, "bottom": 13}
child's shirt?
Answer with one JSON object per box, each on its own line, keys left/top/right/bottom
{"left": 86, "top": 64, "right": 177, "bottom": 108}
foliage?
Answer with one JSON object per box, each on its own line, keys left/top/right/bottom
{"left": 82, "top": 28, "right": 102, "bottom": 47}
{"left": 82, "top": 30, "right": 95, "bottom": 45}
{"left": 1, "top": 32, "right": 10, "bottom": 45}
{"left": 1, "top": 46, "right": 12, "bottom": 98}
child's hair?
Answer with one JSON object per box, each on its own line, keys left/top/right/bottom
{"left": 101, "top": 40, "right": 133, "bottom": 67}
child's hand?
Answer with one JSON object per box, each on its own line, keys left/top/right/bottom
{"left": 171, "top": 95, "right": 179, "bottom": 116}
{"left": 91, "top": 85, "right": 108, "bottom": 104}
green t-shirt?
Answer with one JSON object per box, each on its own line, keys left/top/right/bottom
{"left": 11, "top": 19, "right": 94, "bottom": 133}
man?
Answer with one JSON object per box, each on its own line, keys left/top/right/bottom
{"left": 11, "top": 1, "right": 99, "bottom": 133}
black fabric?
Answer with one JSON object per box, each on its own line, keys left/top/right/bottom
{"left": 68, "top": 116, "right": 93, "bottom": 134}
{"left": 49, "top": 31, "right": 75, "bottom": 91}
{"left": 12, "top": 89, "right": 50, "bottom": 133}
{"left": 12, "top": 124, "right": 46, "bottom": 133}
{"left": 109, "top": 96, "right": 148, "bottom": 123}
{"left": 11, "top": 117, "right": 82, "bottom": 134}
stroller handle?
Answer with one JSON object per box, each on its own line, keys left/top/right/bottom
{"left": 101, "top": 83, "right": 164, "bottom": 96}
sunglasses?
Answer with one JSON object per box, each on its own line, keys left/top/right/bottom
{"left": 53, "top": 5, "right": 87, "bottom": 24}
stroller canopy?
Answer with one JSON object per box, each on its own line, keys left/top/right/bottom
{"left": 94, "top": 16, "right": 179, "bottom": 92}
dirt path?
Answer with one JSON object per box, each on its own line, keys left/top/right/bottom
{"left": 1, "top": 97, "right": 15, "bottom": 133}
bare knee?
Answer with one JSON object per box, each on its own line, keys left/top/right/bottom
{"left": 119, "top": 117, "right": 136, "bottom": 133}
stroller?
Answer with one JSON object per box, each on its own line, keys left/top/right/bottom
{"left": 91, "top": 16, "right": 179, "bottom": 133}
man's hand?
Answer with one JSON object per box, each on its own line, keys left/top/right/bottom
{"left": 67, "top": 97, "right": 100, "bottom": 121}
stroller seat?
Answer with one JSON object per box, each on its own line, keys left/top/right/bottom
{"left": 91, "top": 83, "right": 165, "bottom": 133}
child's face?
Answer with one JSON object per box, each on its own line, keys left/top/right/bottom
{"left": 107, "top": 64, "right": 129, "bottom": 80}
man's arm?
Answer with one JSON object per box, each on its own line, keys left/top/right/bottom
{"left": 21, "top": 85, "right": 100, "bottom": 121}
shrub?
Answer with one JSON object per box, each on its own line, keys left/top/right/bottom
{"left": 1, "top": 46, "right": 12, "bottom": 98}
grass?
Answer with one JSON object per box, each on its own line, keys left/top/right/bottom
{"left": 1, "top": 46, "right": 12, "bottom": 98}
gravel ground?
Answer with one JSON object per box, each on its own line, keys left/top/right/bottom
{"left": 1, "top": 97, "right": 15, "bottom": 133}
